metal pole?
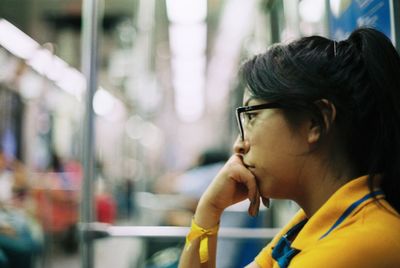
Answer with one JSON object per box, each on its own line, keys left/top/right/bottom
{"left": 82, "top": 223, "right": 280, "bottom": 240}
{"left": 80, "top": 0, "right": 101, "bottom": 267}
{"left": 269, "top": 1, "right": 280, "bottom": 44}
{"left": 390, "top": 0, "right": 400, "bottom": 50}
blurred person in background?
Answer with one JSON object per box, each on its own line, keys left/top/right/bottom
{"left": 0, "top": 150, "right": 43, "bottom": 268}
{"left": 94, "top": 160, "right": 116, "bottom": 224}
{"left": 179, "top": 28, "right": 400, "bottom": 268}
{"left": 94, "top": 179, "right": 117, "bottom": 224}
{"left": 33, "top": 150, "right": 79, "bottom": 254}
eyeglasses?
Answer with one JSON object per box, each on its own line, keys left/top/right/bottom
{"left": 236, "top": 102, "right": 283, "bottom": 141}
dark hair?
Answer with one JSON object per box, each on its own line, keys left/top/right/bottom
{"left": 240, "top": 28, "right": 400, "bottom": 213}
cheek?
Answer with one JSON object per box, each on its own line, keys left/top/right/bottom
{"left": 251, "top": 124, "right": 299, "bottom": 168}
{"left": 249, "top": 126, "right": 307, "bottom": 197}
{"left": 255, "top": 153, "right": 300, "bottom": 198}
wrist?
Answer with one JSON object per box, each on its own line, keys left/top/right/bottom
{"left": 194, "top": 201, "right": 223, "bottom": 229}
{"left": 185, "top": 217, "right": 219, "bottom": 264}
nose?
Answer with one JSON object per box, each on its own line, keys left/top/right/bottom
{"left": 233, "top": 135, "right": 249, "bottom": 154}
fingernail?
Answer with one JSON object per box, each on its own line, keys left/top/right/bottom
{"left": 248, "top": 205, "right": 254, "bottom": 217}
{"left": 254, "top": 207, "right": 259, "bottom": 217}
{"left": 262, "top": 198, "right": 270, "bottom": 208}
{"left": 251, "top": 204, "right": 259, "bottom": 217}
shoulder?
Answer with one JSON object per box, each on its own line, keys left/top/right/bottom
{"left": 293, "top": 230, "right": 400, "bottom": 267}
{"left": 292, "top": 239, "right": 400, "bottom": 268}
{"left": 354, "top": 199, "right": 400, "bottom": 243}
{"left": 292, "top": 205, "right": 400, "bottom": 268}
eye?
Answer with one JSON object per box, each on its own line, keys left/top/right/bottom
{"left": 244, "top": 112, "right": 257, "bottom": 122}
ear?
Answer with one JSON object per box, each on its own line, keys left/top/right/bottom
{"left": 307, "top": 99, "right": 336, "bottom": 144}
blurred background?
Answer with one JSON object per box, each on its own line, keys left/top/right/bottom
{"left": 0, "top": 0, "right": 397, "bottom": 267}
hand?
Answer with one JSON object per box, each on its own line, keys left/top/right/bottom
{"left": 198, "top": 154, "right": 261, "bottom": 218}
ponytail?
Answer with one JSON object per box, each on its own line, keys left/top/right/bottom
{"left": 346, "top": 28, "right": 400, "bottom": 212}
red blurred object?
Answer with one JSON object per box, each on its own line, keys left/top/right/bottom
{"left": 95, "top": 193, "right": 116, "bottom": 224}
{"left": 31, "top": 171, "right": 80, "bottom": 234}
{"left": 32, "top": 188, "right": 78, "bottom": 233}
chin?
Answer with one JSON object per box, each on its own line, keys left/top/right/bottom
{"left": 259, "top": 182, "right": 282, "bottom": 199}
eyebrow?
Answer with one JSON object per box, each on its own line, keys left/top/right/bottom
{"left": 243, "top": 96, "right": 256, "bottom": 106}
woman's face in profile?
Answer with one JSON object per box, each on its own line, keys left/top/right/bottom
{"left": 237, "top": 91, "right": 312, "bottom": 201}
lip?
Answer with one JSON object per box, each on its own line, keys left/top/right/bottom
{"left": 244, "top": 163, "right": 255, "bottom": 169}
{"left": 248, "top": 167, "right": 256, "bottom": 174}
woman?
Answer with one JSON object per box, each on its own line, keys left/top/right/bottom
{"left": 179, "top": 28, "right": 400, "bottom": 268}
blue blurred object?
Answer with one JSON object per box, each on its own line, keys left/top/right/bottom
{"left": 329, "top": 0, "right": 391, "bottom": 40}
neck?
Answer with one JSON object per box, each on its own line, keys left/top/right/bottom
{"left": 294, "top": 154, "right": 358, "bottom": 217}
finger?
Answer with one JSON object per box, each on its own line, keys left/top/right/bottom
{"left": 234, "top": 167, "right": 258, "bottom": 203}
{"left": 225, "top": 154, "right": 261, "bottom": 214}
{"left": 229, "top": 154, "right": 260, "bottom": 203}
{"left": 232, "top": 165, "right": 261, "bottom": 216}
{"left": 248, "top": 191, "right": 260, "bottom": 217}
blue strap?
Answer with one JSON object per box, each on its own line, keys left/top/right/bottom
{"left": 319, "top": 190, "right": 384, "bottom": 239}
{"left": 272, "top": 219, "right": 307, "bottom": 268}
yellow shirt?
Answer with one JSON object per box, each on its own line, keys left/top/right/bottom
{"left": 254, "top": 176, "right": 400, "bottom": 268}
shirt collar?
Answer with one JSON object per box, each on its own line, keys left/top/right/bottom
{"left": 291, "top": 175, "right": 384, "bottom": 250}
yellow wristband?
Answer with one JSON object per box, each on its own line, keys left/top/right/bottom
{"left": 184, "top": 218, "right": 219, "bottom": 263}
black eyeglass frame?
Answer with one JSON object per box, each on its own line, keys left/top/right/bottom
{"left": 235, "top": 102, "right": 283, "bottom": 141}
